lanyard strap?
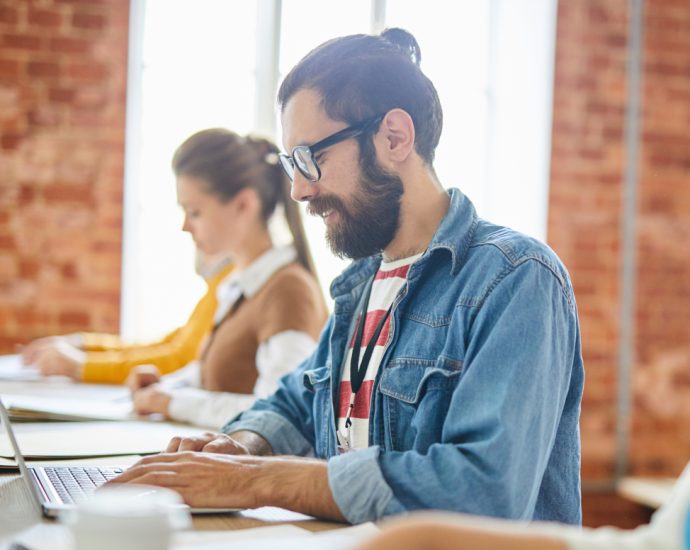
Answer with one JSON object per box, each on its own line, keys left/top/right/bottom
{"left": 345, "top": 279, "right": 392, "bottom": 427}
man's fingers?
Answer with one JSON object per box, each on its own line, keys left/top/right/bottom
{"left": 107, "top": 468, "right": 186, "bottom": 488}
{"left": 109, "top": 454, "right": 192, "bottom": 483}
{"left": 202, "top": 437, "right": 247, "bottom": 455}
{"left": 166, "top": 436, "right": 183, "bottom": 453}
{"left": 136, "top": 452, "right": 193, "bottom": 465}
{"left": 165, "top": 432, "right": 219, "bottom": 453}
{"left": 177, "top": 433, "right": 219, "bottom": 452}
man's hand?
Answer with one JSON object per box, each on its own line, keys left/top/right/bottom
{"left": 125, "top": 364, "right": 162, "bottom": 392}
{"left": 22, "top": 339, "right": 85, "bottom": 379}
{"left": 164, "top": 430, "right": 270, "bottom": 456}
{"left": 131, "top": 384, "right": 172, "bottom": 417}
{"left": 105, "top": 452, "right": 346, "bottom": 521}
{"left": 104, "top": 452, "right": 265, "bottom": 510}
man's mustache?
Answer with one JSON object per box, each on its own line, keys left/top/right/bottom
{"left": 306, "top": 196, "right": 347, "bottom": 218}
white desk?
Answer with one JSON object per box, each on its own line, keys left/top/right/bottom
{"left": 0, "top": 467, "right": 343, "bottom": 532}
{"left": 0, "top": 371, "right": 347, "bottom": 548}
{"left": 0, "top": 435, "right": 345, "bottom": 549}
{"left": 617, "top": 476, "right": 677, "bottom": 510}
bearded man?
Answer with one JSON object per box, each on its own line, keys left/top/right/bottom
{"left": 111, "top": 28, "right": 584, "bottom": 527}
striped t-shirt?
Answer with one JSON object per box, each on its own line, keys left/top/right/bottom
{"left": 336, "top": 253, "right": 422, "bottom": 452}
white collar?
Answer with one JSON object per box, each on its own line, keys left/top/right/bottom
{"left": 217, "top": 245, "right": 298, "bottom": 301}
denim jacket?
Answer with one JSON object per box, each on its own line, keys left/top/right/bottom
{"left": 224, "top": 189, "right": 584, "bottom": 525}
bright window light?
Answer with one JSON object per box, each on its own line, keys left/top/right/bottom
{"left": 122, "top": 0, "right": 556, "bottom": 340}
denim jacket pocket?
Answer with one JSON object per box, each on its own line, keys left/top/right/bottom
{"left": 303, "top": 365, "right": 331, "bottom": 392}
{"left": 378, "top": 356, "right": 463, "bottom": 451}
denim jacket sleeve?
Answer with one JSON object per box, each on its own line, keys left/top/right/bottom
{"left": 220, "top": 317, "right": 335, "bottom": 456}
{"left": 328, "top": 258, "right": 581, "bottom": 523}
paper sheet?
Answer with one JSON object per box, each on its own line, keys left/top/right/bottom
{"left": 0, "top": 354, "right": 41, "bottom": 382}
{"left": 1, "top": 394, "right": 134, "bottom": 422}
{"left": 0, "top": 420, "right": 207, "bottom": 458}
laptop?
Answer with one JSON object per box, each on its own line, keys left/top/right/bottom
{"left": 0, "top": 398, "right": 239, "bottom": 517}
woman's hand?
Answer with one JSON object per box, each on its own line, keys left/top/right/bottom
{"left": 131, "top": 384, "right": 172, "bottom": 417}
{"left": 20, "top": 334, "right": 83, "bottom": 365}
{"left": 22, "top": 338, "right": 85, "bottom": 380}
{"left": 125, "top": 364, "right": 162, "bottom": 392}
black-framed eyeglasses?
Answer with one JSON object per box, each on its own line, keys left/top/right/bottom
{"left": 279, "top": 113, "right": 385, "bottom": 183}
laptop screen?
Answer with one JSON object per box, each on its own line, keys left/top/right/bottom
{"left": 0, "top": 397, "right": 44, "bottom": 513}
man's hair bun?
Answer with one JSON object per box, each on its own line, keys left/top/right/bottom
{"left": 381, "top": 27, "right": 422, "bottom": 66}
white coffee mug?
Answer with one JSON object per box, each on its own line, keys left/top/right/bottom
{"left": 63, "top": 484, "right": 191, "bottom": 550}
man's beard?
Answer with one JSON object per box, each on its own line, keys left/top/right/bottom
{"left": 307, "top": 140, "right": 403, "bottom": 260}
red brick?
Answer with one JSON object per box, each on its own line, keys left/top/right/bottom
{"left": 27, "top": 61, "right": 60, "bottom": 78}
{"left": 49, "top": 37, "right": 91, "bottom": 54}
{"left": 0, "top": 235, "right": 15, "bottom": 250}
{"left": 28, "top": 8, "right": 62, "bottom": 28}
{"left": 0, "top": 5, "right": 18, "bottom": 24}
{"left": 15, "top": 309, "right": 50, "bottom": 328}
{"left": 60, "top": 262, "right": 79, "bottom": 280}
{"left": 18, "top": 259, "right": 40, "bottom": 278}
{"left": 55, "top": 0, "right": 109, "bottom": 4}
{"left": 42, "top": 183, "right": 93, "bottom": 204}
{"left": 74, "top": 87, "right": 106, "bottom": 108}
{"left": 48, "top": 88, "right": 75, "bottom": 104}
{"left": 72, "top": 11, "right": 106, "bottom": 30}
{"left": 57, "top": 310, "right": 90, "bottom": 327}
{"left": 18, "top": 184, "right": 36, "bottom": 205}
{"left": 1, "top": 133, "right": 23, "bottom": 150}
{"left": 1, "top": 34, "right": 43, "bottom": 51}
{"left": 67, "top": 62, "right": 108, "bottom": 81}
{"left": 0, "top": 58, "right": 20, "bottom": 78}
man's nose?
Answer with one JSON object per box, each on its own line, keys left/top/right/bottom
{"left": 181, "top": 216, "right": 191, "bottom": 233}
{"left": 290, "top": 171, "right": 317, "bottom": 203}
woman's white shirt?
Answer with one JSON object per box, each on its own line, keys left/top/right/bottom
{"left": 166, "top": 330, "right": 316, "bottom": 429}
{"left": 158, "top": 245, "right": 317, "bottom": 429}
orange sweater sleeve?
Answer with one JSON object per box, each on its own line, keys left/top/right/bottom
{"left": 80, "top": 264, "right": 233, "bottom": 384}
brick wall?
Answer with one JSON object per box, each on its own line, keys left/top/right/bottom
{"left": 0, "top": 0, "right": 129, "bottom": 349}
{"left": 1, "top": 0, "right": 688, "bottom": 528}
{"left": 549, "top": 0, "right": 690, "bottom": 523}
{"left": 630, "top": 0, "right": 690, "bottom": 477}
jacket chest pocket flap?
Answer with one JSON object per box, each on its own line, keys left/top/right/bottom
{"left": 303, "top": 365, "right": 332, "bottom": 392}
{"left": 378, "top": 356, "right": 463, "bottom": 404}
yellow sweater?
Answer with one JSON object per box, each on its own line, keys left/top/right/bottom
{"left": 81, "top": 263, "right": 234, "bottom": 384}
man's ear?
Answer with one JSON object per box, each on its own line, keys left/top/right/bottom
{"left": 374, "top": 109, "right": 416, "bottom": 166}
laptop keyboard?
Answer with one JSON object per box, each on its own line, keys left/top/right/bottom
{"left": 43, "top": 466, "right": 124, "bottom": 504}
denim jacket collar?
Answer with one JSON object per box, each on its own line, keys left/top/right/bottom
{"left": 329, "top": 188, "right": 477, "bottom": 300}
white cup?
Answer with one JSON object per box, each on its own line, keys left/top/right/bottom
{"left": 62, "top": 484, "right": 191, "bottom": 550}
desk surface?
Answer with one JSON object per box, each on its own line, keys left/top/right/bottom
{"left": 617, "top": 476, "right": 677, "bottom": 510}
{"left": 0, "top": 469, "right": 344, "bottom": 548}
{"left": 0, "top": 371, "right": 346, "bottom": 547}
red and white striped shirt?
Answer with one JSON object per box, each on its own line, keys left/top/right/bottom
{"left": 336, "top": 253, "right": 422, "bottom": 452}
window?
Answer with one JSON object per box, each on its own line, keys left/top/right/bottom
{"left": 123, "top": 0, "right": 556, "bottom": 340}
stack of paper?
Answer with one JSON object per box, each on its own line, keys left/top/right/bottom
{"left": 0, "top": 420, "right": 207, "bottom": 460}
{"left": 1, "top": 394, "right": 134, "bottom": 422}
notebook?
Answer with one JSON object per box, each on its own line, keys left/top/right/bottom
{"left": 0, "top": 398, "right": 240, "bottom": 517}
